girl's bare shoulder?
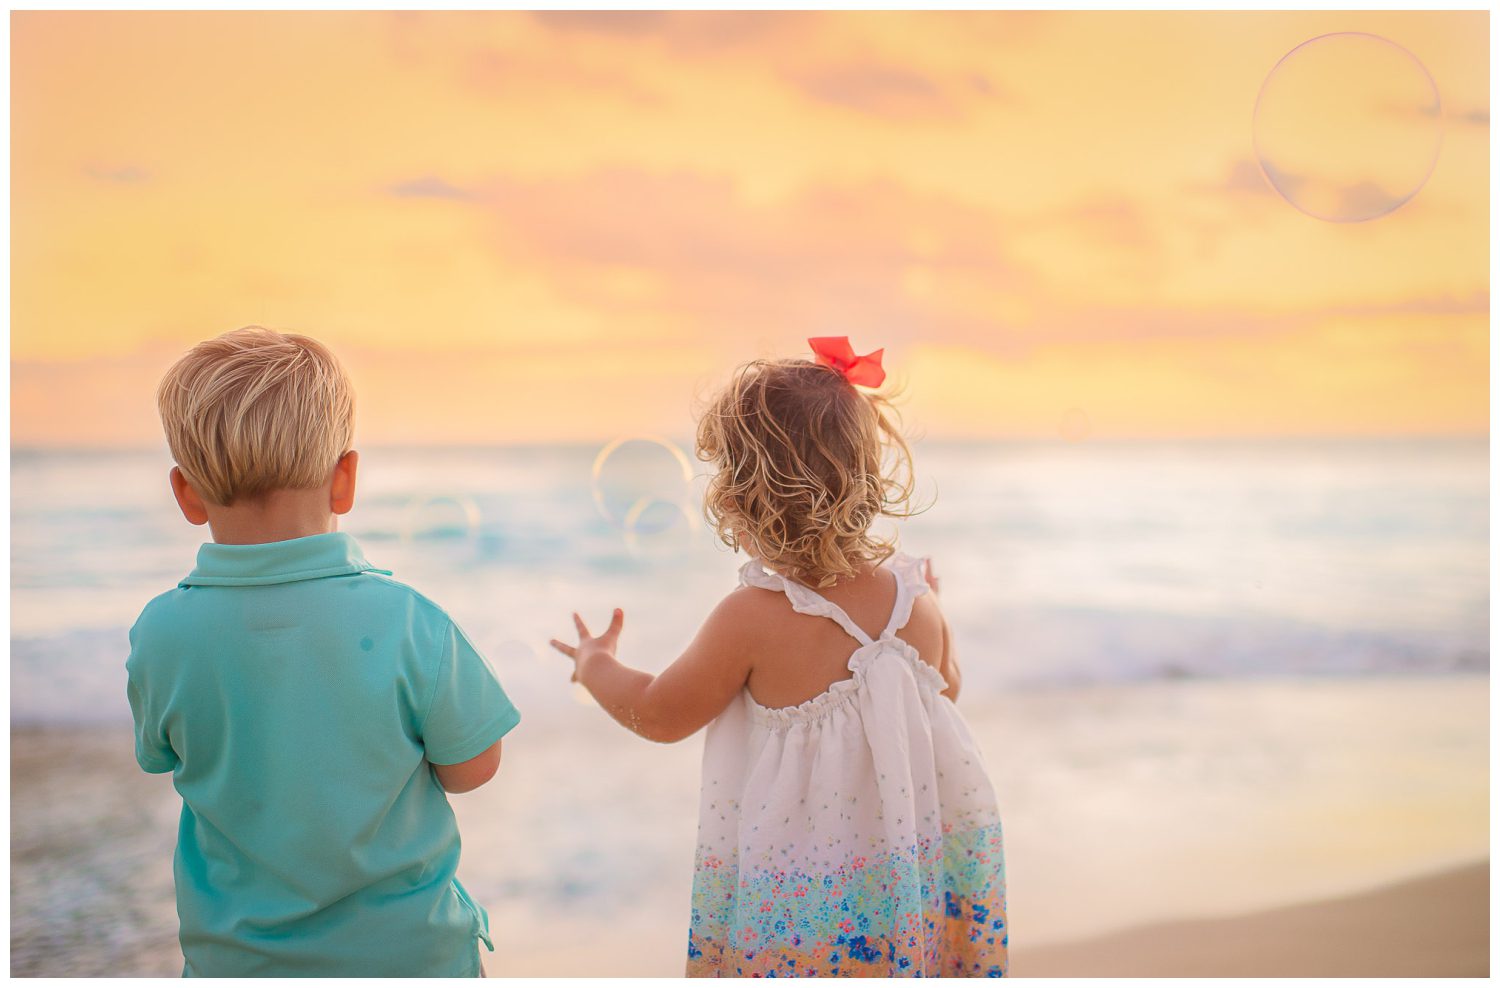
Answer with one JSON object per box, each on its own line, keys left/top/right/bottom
{"left": 900, "top": 581, "right": 948, "bottom": 666}
{"left": 701, "top": 583, "right": 795, "bottom": 641}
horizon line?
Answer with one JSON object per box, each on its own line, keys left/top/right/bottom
{"left": 11, "top": 431, "right": 1491, "bottom": 457}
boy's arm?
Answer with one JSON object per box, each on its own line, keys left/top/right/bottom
{"left": 431, "top": 739, "right": 502, "bottom": 794}
{"left": 550, "top": 590, "right": 758, "bottom": 744}
{"left": 126, "top": 615, "right": 180, "bottom": 775}
{"left": 420, "top": 619, "right": 521, "bottom": 792}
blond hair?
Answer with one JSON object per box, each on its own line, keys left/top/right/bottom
{"left": 156, "top": 326, "right": 355, "bottom": 506}
{"left": 696, "top": 358, "right": 918, "bottom": 589}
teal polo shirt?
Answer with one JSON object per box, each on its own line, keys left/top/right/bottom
{"left": 125, "top": 532, "right": 521, "bottom": 977}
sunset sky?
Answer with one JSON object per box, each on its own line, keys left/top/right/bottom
{"left": 10, "top": 10, "right": 1489, "bottom": 446}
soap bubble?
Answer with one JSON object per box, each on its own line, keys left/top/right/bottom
{"left": 620, "top": 497, "right": 701, "bottom": 556}
{"left": 1253, "top": 32, "right": 1443, "bottom": 223}
{"left": 400, "top": 493, "right": 482, "bottom": 543}
{"left": 1058, "top": 407, "right": 1093, "bottom": 443}
{"left": 590, "top": 436, "right": 700, "bottom": 554}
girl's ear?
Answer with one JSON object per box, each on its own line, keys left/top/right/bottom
{"left": 330, "top": 450, "right": 359, "bottom": 516}
{"left": 169, "top": 467, "right": 210, "bottom": 526}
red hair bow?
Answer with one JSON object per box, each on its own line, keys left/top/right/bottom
{"left": 808, "top": 336, "right": 886, "bottom": 388}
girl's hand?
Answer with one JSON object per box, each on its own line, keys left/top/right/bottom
{"left": 544, "top": 592, "right": 757, "bottom": 744}
{"left": 549, "top": 609, "right": 624, "bottom": 683}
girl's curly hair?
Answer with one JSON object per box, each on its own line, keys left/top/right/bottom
{"left": 695, "top": 357, "right": 918, "bottom": 589}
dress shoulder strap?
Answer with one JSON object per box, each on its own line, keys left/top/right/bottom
{"left": 878, "top": 552, "right": 932, "bottom": 640}
{"left": 738, "top": 559, "right": 875, "bottom": 648}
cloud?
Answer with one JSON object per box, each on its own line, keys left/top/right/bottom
{"left": 462, "top": 167, "right": 1317, "bottom": 356}
{"left": 1054, "top": 196, "right": 1154, "bottom": 248}
{"left": 530, "top": 11, "right": 670, "bottom": 37}
{"left": 461, "top": 46, "right": 662, "bottom": 106}
{"left": 387, "top": 176, "right": 477, "bottom": 201}
{"left": 1315, "top": 290, "right": 1489, "bottom": 318}
{"left": 1381, "top": 96, "right": 1443, "bottom": 121}
{"left": 1008, "top": 303, "right": 1303, "bottom": 349}
{"left": 475, "top": 167, "right": 1028, "bottom": 350}
{"left": 1333, "top": 179, "right": 1406, "bottom": 222}
{"left": 965, "top": 73, "right": 1002, "bottom": 97}
{"left": 787, "top": 63, "right": 958, "bottom": 119}
{"left": 1182, "top": 158, "right": 1273, "bottom": 204}
{"left": 1257, "top": 160, "right": 1308, "bottom": 202}
{"left": 469, "top": 163, "right": 1480, "bottom": 355}
{"left": 84, "top": 163, "right": 150, "bottom": 185}
{"left": 1245, "top": 161, "right": 1417, "bottom": 220}
{"left": 379, "top": 12, "right": 667, "bottom": 106}
{"left": 1373, "top": 94, "right": 1486, "bottom": 128}
{"left": 528, "top": 10, "right": 799, "bottom": 54}
{"left": 1221, "top": 159, "right": 1272, "bottom": 196}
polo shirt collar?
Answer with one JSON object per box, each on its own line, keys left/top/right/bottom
{"left": 180, "top": 532, "right": 392, "bottom": 588}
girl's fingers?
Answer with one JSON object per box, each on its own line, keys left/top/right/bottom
{"left": 573, "top": 612, "right": 591, "bottom": 639}
{"left": 604, "top": 608, "right": 624, "bottom": 641}
{"left": 549, "top": 638, "right": 577, "bottom": 659}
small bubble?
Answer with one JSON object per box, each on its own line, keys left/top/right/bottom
{"left": 401, "top": 494, "right": 482, "bottom": 543}
{"left": 1058, "top": 407, "right": 1092, "bottom": 443}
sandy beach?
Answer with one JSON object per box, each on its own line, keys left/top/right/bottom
{"left": 10, "top": 674, "right": 1489, "bottom": 978}
{"left": 1020, "top": 861, "right": 1489, "bottom": 978}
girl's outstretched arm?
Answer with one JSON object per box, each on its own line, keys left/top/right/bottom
{"left": 549, "top": 590, "right": 759, "bottom": 743}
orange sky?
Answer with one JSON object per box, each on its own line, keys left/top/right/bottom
{"left": 10, "top": 10, "right": 1490, "bottom": 446}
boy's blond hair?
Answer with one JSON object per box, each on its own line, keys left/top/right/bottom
{"left": 157, "top": 326, "right": 355, "bottom": 506}
{"left": 696, "top": 358, "right": 917, "bottom": 589}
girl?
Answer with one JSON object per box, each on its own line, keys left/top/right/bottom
{"left": 550, "top": 338, "right": 1007, "bottom": 977}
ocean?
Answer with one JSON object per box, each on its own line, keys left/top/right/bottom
{"left": 10, "top": 436, "right": 1488, "bottom": 726}
{"left": 8, "top": 436, "right": 1490, "bottom": 975}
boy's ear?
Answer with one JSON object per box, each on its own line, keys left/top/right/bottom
{"left": 169, "top": 467, "right": 211, "bottom": 526}
{"left": 331, "top": 450, "right": 359, "bottom": 516}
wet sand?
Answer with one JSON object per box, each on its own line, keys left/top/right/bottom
{"left": 11, "top": 675, "right": 1489, "bottom": 977}
{"left": 10, "top": 726, "right": 183, "bottom": 977}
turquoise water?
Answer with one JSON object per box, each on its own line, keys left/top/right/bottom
{"left": 10, "top": 437, "right": 1489, "bottom": 725}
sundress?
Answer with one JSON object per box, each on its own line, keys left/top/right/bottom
{"left": 687, "top": 553, "right": 1008, "bottom": 977}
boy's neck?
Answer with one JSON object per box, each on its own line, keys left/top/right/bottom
{"left": 204, "top": 487, "right": 340, "bottom": 546}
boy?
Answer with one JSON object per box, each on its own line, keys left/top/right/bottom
{"left": 126, "top": 326, "right": 519, "bottom": 976}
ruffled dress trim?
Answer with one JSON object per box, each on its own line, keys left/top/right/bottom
{"left": 737, "top": 554, "right": 948, "bottom": 729}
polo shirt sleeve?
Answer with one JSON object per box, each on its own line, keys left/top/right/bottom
{"left": 125, "top": 625, "right": 179, "bottom": 775}
{"left": 420, "top": 619, "right": 521, "bottom": 765}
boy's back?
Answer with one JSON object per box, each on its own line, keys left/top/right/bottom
{"left": 130, "top": 328, "right": 519, "bottom": 976}
{"left": 129, "top": 534, "right": 517, "bottom": 976}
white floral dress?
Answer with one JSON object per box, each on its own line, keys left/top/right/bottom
{"left": 687, "top": 554, "right": 1007, "bottom": 977}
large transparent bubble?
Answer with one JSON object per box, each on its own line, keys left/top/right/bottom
{"left": 590, "top": 436, "right": 700, "bottom": 555}
{"left": 1253, "top": 32, "right": 1443, "bottom": 223}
